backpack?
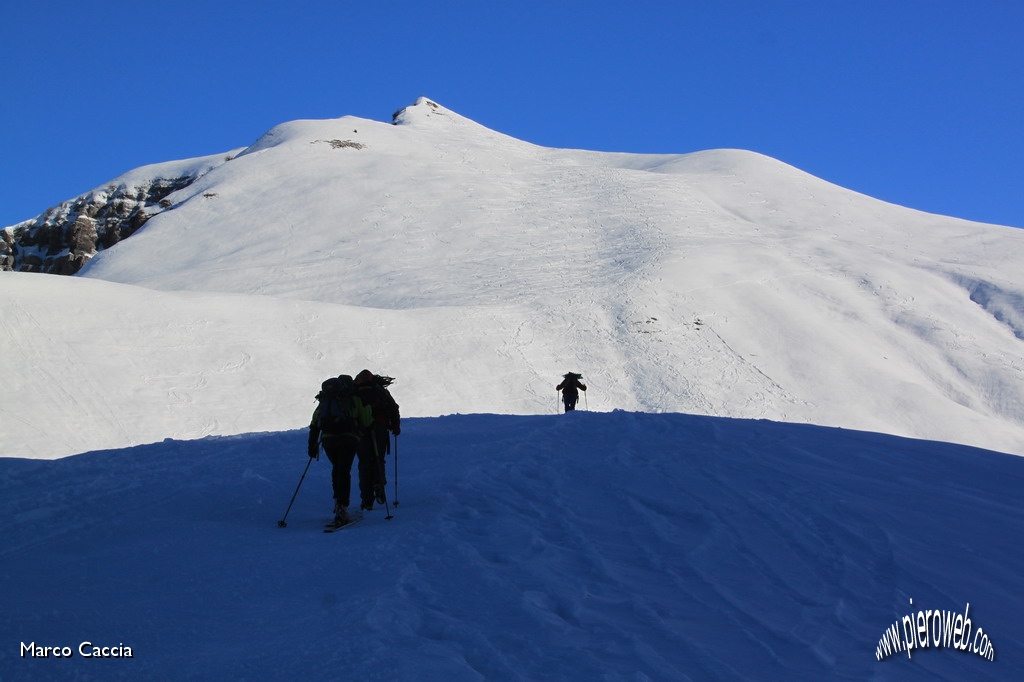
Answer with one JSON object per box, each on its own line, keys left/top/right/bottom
{"left": 316, "top": 375, "right": 358, "bottom": 435}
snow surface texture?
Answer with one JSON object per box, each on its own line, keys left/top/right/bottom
{"left": 3, "top": 98, "right": 1024, "bottom": 459}
{"left": 2, "top": 413, "right": 1021, "bottom": 680}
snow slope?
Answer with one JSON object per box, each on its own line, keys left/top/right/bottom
{"left": 3, "top": 97, "right": 1024, "bottom": 458}
{"left": 2, "top": 413, "right": 1021, "bottom": 680}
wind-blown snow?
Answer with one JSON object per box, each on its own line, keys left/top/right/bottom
{"left": 2, "top": 97, "right": 1023, "bottom": 679}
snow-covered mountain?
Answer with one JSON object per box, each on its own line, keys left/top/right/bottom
{"left": 3, "top": 97, "right": 1024, "bottom": 681}
{"left": 1, "top": 153, "right": 234, "bottom": 275}
{"left": 3, "top": 96, "right": 1024, "bottom": 458}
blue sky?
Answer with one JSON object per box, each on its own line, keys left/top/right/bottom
{"left": 2, "top": 1, "right": 1022, "bottom": 228}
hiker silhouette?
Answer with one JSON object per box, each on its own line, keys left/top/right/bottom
{"left": 556, "top": 372, "right": 587, "bottom": 412}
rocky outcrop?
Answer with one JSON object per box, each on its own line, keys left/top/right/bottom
{"left": 1, "top": 175, "right": 197, "bottom": 275}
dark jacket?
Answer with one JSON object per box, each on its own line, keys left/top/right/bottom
{"left": 354, "top": 370, "right": 401, "bottom": 434}
{"left": 556, "top": 377, "right": 587, "bottom": 398}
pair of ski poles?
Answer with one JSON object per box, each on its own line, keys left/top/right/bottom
{"left": 278, "top": 433, "right": 399, "bottom": 527}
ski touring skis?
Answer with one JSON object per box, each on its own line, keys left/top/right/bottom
{"left": 323, "top": 513, "right": 364, "bottom": 533}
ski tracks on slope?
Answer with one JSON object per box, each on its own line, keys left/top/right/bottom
{"left": 0, "top": 295, "right": 135, "bottom": 457}
{"left": 369, "top": 415, "right": 717, "bottom": 679}
{"left": 526, "top": 161, "right": 807, "bottom": 421}
{"left": 385, "top": 412, "right": 910, "bottom": 679}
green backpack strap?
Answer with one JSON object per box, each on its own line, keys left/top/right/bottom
{"left": 353, "top": 396, "right": 375, "bottom": 429}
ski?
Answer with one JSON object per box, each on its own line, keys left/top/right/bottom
{"left": 323, "top": 514, "right": 363, "bottom": 533}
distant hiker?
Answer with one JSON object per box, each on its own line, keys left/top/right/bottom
{"left": 353, "top": 369, "right": 401, "bottom": 510}
{"left": 556, "top": 372, "right": 587, "bottom": 412}
{"left": 308, "top": 374, "right": 374, "bottom": 525}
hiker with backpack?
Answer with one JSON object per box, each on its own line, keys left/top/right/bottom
{"left": 353, "top": 369, "right": 401, "bottom": 510}
{"left": 308, "top": 374, "right": 374, "bottom": 525}
{"left": 556, "top": 372, "right": 587, "bottom": 412}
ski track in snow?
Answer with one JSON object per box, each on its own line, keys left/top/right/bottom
{"left": 1, "top": 412, "right": 1022, "bottom": 680}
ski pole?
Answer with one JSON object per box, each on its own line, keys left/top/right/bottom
{"left": 277, "top": 456, "right": 313, "bottom": 528}
{"left": 371, "top": 434, "right": 394, "bottom": 520}
{"left": 393, "top": 434, "right": 400, "bottom": 507}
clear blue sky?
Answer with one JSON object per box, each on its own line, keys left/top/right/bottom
{"left": 2, "top": 1, "right": 1022, "bottom": 228}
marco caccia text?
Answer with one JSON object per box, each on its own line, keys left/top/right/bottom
{"left": 21, "top": 641, "right": 134, "bottom": 658}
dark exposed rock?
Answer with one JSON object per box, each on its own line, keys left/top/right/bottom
{"left": 0, "top": 230, "right": 14, "bottom": 270}
{"left": 1, "top": 175, "right": 198, "bottom": 275}
{"left": 68, "top": 215, "right": 97, "bottom": 255}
